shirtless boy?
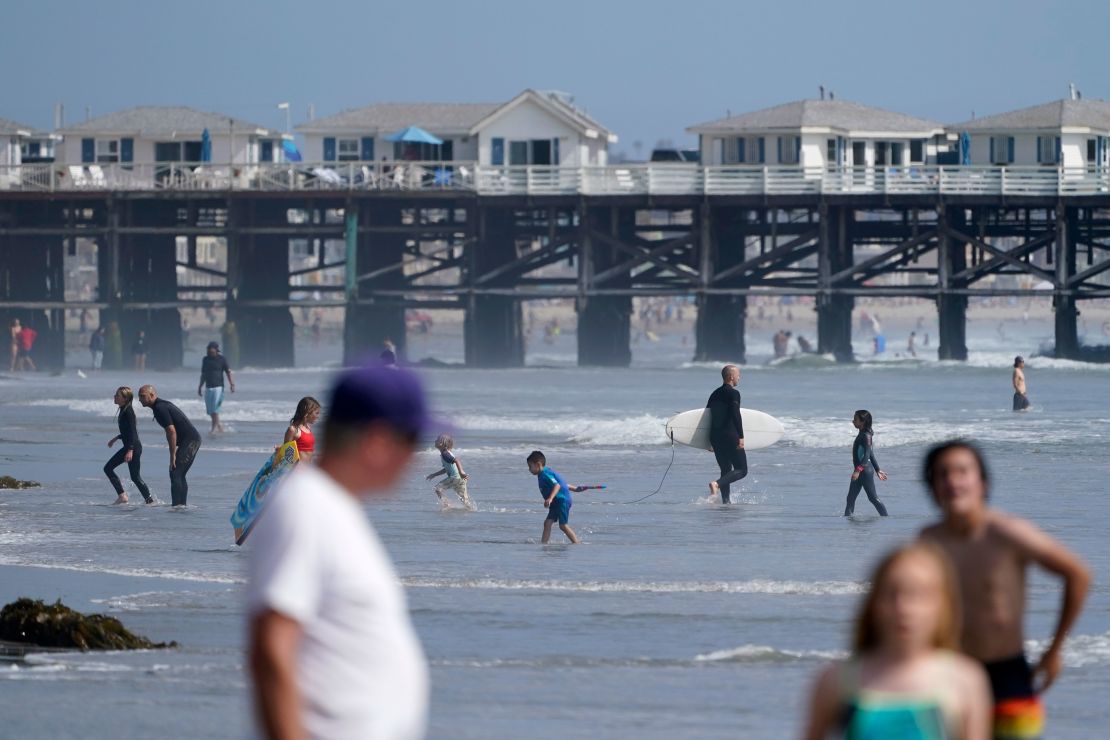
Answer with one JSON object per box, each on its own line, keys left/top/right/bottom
{"left": 1012, "top": 356, "right": 1030, "bottom": 411}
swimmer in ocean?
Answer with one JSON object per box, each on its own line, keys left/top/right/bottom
{"left": 1012, "top": 356, "right": 1030, "bottom": 411}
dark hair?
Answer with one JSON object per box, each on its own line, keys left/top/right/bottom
{"left": 526, "top": 450, "right": 546, "bottom": 467}
{"left": 922, "top": 439, "right": 990, "bottom": 493}
{"left": 1014, "top": 356, "right": 1024, "bottom": 367}
{"left": 380, "top": 349, "right": 396, "bottom": 365}
{"left": 291, "top": 396, "right": 321, "bottom": 426}
{"left": 853, "top": 409, "right": 873, "bottom": 433}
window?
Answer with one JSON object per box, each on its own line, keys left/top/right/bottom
{"left": 505, "top": 139, "right": 561, "bottom": 165}
{"left": 337, "top": 138, "right": 359, "bottom": 162}
{"left": 827, "top": 139, "right": 836, "bottom": 165}
{"left": 260, "top": 140, "right": 274, "bottom": 162}
{"left": 874, "top": 141, "right": 889, "bottom": 166}
{"left": 1038, "top": 136, "right": 1060, "bottom": 165}
{"left": 778, "top": 136, "right": 799, "bottom": 165}
{"left": 990, "top": 136, "right": 1014, "bottom": 165}
{"left": 891, "top": 142, "right": 905, "bottom": 166}
{"left": 96, "top": 139, "right": 119, "bottom": 163}
{"left": 909, "top": 140, "right": 924, "bottom": 164}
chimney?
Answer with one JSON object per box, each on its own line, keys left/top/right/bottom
{"left": 54, "top": 103, "right": 64, "bottom": 129}
{"left": 819, "top": 85, "right": 825, "bottom": 101}
{"left": 308, "top": 103, "right": 315, "bottom": 121}
{"left": 1069, "top": 82, "right": 1077, "bottom": 101}
{"left": 85, "top": 105, "right": 91, "bottom": 122}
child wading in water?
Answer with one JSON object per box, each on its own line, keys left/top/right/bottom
{"left": 844, "top": 409, "right": 889, "bottom": 517}
{"left": 802, "top": 542, "right": 992, "bottom": 739}
{"left": 427, "top": 434, "right": 473, "bottom": 510}
{"left": 527, "top": 450, "right": 588, "bottom": 544}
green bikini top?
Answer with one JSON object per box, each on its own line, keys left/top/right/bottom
{"left": 839, "top": 653, "right": 961, "bottom": 740}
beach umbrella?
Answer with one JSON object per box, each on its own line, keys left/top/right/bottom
{"left": 384, "top": 126, "right": 444, "bottom": 145}
{"left": 200, "top": 128, "right": 212, "bottom": 162}
{"left": 282, "top": 138, "right": 303, "bottom": 163}
{"left": 960, "top": 131, "right": 971, "bottom": 166}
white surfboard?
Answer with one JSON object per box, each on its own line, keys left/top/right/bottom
{"left": 665, "top": 408, "right": 785, "bottom": 451}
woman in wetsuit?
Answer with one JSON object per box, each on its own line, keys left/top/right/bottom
{"left": 105, "top": 386, "right": 154, "bottom": 504}
{"left": 802, "top": 542, "right": 992, "bottom": 739}
{"left": 844, "top": 409, "right": 889, "bottom": 517}
{"left": 283, "top": 396, "right": 321, "bottom": 464}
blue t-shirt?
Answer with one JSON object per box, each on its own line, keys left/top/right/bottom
{"left": 537, "top": 466, "right": 571, "bottom": 505}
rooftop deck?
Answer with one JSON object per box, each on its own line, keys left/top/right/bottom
{"left": 3, "top": 161, "right": 1110, "bottom": 198}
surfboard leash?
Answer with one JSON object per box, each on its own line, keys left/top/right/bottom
{"left": 620, "top": 430, "right": 676, "bottom": 504}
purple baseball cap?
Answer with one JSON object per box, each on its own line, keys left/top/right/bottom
{"left": 327, "top": 362, "right": 439, "bottom": 439}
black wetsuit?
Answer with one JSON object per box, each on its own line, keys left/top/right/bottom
{"left": 151, "top": 398, "right": 201, "bottom": 506}
{"left": 844, "top": 429, "right": 888, "bottom": 516}
{"left": 104, "top": 404, "right": 153, "bottom": 502}
{"left": 706, "top": 383, "right": 747, "bottom": 503}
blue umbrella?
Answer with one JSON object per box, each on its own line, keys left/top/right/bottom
{"left": 282, "top": 138, "right": 303, "bottom": 163}
{"left": 384, "top": 126, "right": 444, "bottom": 145}
{"left": 960, "top": 131, "right": 971, "bottom": 166}
{"left": 200, "top": 128, "right": 212, "bottom": 162}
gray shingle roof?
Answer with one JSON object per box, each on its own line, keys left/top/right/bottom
{"left": 953, "top": 99, "right": 1110, "bottom": 131}
{"left": 0, "top": 117, "right": 37, "bottom": 135}
{"left": 59, "top": 106, "right": 274, "bottom": 136}
{"left": 298, "top": 103, "right": 501, "bottom": 134}
{"left": 688, "top": 99, "right": 944, "bottom": 135}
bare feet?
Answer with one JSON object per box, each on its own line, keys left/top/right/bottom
{"left": 708, "top": 481, "right": 719, "bottom": 500}
{"left": 113, "top": 493, "right": 129, "bottom": 504}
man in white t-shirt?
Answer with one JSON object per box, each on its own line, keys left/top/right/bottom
{"left": 248, "top": 363, "right": 432, "bottom": 740}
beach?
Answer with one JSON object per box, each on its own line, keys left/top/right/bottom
{"left": 3, "top": 321, "right": 1109, "bottom": 738}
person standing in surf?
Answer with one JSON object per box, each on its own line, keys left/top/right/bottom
{"left": 283, "top": 396, "right": 321, "bottom": 464}
{"left": 198, "top": 341, "right": 235, "bottom": 434}
{"left": 844, "top": 410, "right": 889, "bottom": 517}
{"left": 139, "top": 384, "right": 202, "bottom": 507}
{"left": 802, "top": 542, "right": 992, "bottom": 740}
{"left": 528, "top": 450, "right": 584, "bottom": 544}
{"left": 104, "top": 386, "right": 155, "bottom": 505}
{"left": 918, "top": 440, "right": 1090, "bottom": 739}
{"left": 706, "top": 364, "right": 746, "bottom": 504}
{"left": 1012, "top": 356, "right": 1030, "bottom": 412}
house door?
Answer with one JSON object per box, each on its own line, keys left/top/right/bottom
{"left": 531, "top": 140, "right": 552, "bottom": 165}
{"left": 852, "top": 141, "right": 866, "bottom": 167}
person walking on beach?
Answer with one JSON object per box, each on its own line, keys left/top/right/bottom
{"left": 706, "top": 364, "right": 746, "bottom": 504}
{"left": 138, "top": 385, "right": 201, "bottom": 507}
{"left": 89, "top": 326, "right": 106, "bottom": 371}
{"left": 132, "top": 330, "right": 147, "bottom": 370}
{"left": 1012, "top": 356, "right": 1030, "bottom": 411}
{"left": 427, "top": 433, "right": 473, "bottom": 510}
{"left": 248, "top": 363, "right": 430, "bottom": 740}
{"left": 527, "top": 450, "right": 582, "bottom": 544}
{"left": 918, "top": 440, "right": 1090, "bottom": 739}
{"left": 198, "top": 341, "right": 235, "bottom": 434}
{"left": 283, "top": 396, "right": 321, "bottom": 464}
{"left": 14, "top": 321, "right": 37, "bottom": 372}
{"left": 802, "top": 542, "right": 992, "bottom": 740}
{"left": 104, "top": 386, "right": 154, "bottom": 505}
{"left": 844, "top": 410, "right": 889, "bottom": 517}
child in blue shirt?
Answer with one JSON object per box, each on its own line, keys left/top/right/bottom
{"left": 527, "top": 450, "right": 583, "bottom": 544}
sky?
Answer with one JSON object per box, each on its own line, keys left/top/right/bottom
{"left": 5, "top": 0, "right": 1110, "bottom": 158}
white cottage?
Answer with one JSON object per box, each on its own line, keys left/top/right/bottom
{"left": 953, "top": 97, "right": 1110, "bottom": 169}
{"left": 688, "top": 99, "right": 947, "bottom": 169}
{"left": 57, "top": 106, "right": 282, "bottom": 168}
{"left": 297, "top": 89, "right": 615, "bottom": 167}
{"left": 0, "top": 117, "right": 35, "bottom": 168}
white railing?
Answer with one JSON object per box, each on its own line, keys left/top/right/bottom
{"left": 2, "top": 162, "right": 1110, "bottom": 197}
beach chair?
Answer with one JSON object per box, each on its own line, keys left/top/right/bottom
{"left": 88, "top": 165, "right": 109, "bottom": 188}
{"left": 68, "top": 165, "right": 89, "bottom": 189}
{"left": 360, "top": 165, "right": 377, "bottom": 189}
{"left": 615, "top": 168, "right": 636, "bottom": 190}
{"left": 391, "top": 165, "right": 406, "bottom": 189}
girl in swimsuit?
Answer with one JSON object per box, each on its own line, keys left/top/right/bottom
{"left": 283, "top": 396, "right": 321, "bottom": 463}
{"left": 844, "top": 410, "right": 889, "bottom": 517}
{"left": 802, "top": 542, "right": 992, "bottom": 740}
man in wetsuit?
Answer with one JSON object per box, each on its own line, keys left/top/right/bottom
{"left": 919, "top": 441, "right": 1089, "bottom": 739}
{"left": 198, "top": 341, "right": 235, "bottom": 434}
{"left": 1012, "top": 356, "right": 1030, "bottom": 411}
{"left": 706, "top": 364, "right": 746, "bottom": 504}
{"left": 139, "top": 384, "right": 202, "bottom": 507}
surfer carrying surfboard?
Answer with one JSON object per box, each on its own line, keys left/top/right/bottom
{"left": 706, "top": 364, "right": 747, "bottom": 504}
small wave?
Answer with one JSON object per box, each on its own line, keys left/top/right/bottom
{"left": 778, "top": 415, "right": 1091, "bottom": 450}
{"left": 1026, "top": 631, "right": 1110, "bottom": 668}
{"left": 695, "top": 644, "right": 846, "bottom": 663}
{"left": 455, "top": 413, "right": 668, "bottom": 446}
{"left": 401, "top": 576, "right": 864, "bottom": 596}
{"left": 17, "top": 398, "right": 296, "bottom": 423}
{"left": 0, "top": 558, "right": 243, "bottom": 585}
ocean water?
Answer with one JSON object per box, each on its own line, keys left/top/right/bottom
{"left": 2, "top": 325, "right": 1110, "bottom": 738}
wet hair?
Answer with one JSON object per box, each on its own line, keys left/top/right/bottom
{"left": 290, "top": 396, "right": 321, "bottom": 427}
{"left": 853, "top": 409, "right": 873, "bottom": 434}
{"left": 526, "top": 450, "right": 546, "bottom": 467}
{"left": 853, "top": 542, "right": 961, "bottom": 654}
{"left": 1014, "top": 356, "right": 1024, "bottom": 367}
{"left": 435, "top": 433, "right": 454, "bottom": 450}
{"left": 922, "top": 439, "right": 990, "bottom": 494}
{"left": 720, "top": 364, "right": 738, "bottom": 381}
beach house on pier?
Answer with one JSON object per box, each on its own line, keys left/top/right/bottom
{"left": 1, "top": 117, "right": 36, "bottom": 168}
{"left": 56, "top": 106, "right": 282, "bottom": 186}
{"left": 297, "top": 89, "right": 616, "bottom": 167}
{"left": 953, "top": 97, "right": 1110, "bottom": 169}
{"left": 688, "top": 99, "right": 947, "bottom": 169}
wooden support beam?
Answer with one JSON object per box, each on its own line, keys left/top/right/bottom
{"left": 592, "top": 233, "right": 695, "bottom": 285}
{"left": 711, "top": 228, "right": 819, "bottom": 284}
{"left": 947, "top": 227, "right": 1057, "bottom": 284}
{"left": 829, "top": 228, "right": 938, "bottom": 285}
{"left": 588, "top": 227, "right": 700, "bottom": 281}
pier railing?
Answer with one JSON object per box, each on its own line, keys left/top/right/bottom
{"left": 3, "top": 161, "right": 1110, "bottom": 197}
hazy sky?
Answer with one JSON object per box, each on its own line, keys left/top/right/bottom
{"left": 5, "top": 0, "right": 1109, "bottom": 156}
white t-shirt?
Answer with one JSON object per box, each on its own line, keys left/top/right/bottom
{"left": 247, "top": 465, "right": 428, "bottom": 740}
